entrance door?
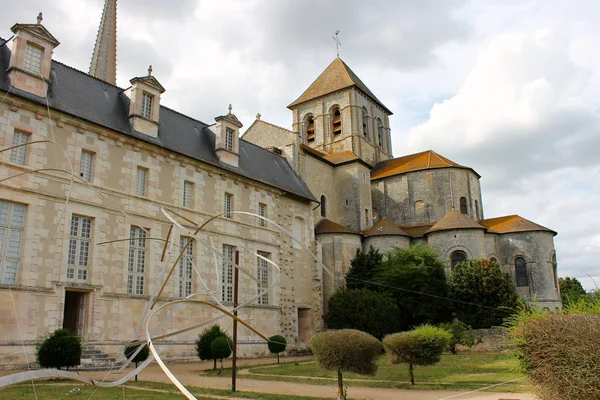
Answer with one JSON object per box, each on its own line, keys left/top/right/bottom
{"left": 63, "top": 291, "right": 88, "bottom": 338}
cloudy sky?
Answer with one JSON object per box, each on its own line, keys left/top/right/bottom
{"left": 2, "top": 0, "right": 599, "bottom": 290}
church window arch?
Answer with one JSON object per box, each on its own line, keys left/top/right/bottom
{"left": 552, "top": 253, "right": 558, "bottom": 289}
{"left": 305, "top": 114, "right": 315, "bottom": 142}
{"left": 515, "top": 257, "right": 528, "bottom": 287}
{"left": 377, "top": 118, "right": 384, "bottom": 148}
{"left": 331, "top": 107, "right": 342, "bottom": 135}
{"left": 450, "top": 251, "right": 467, "bottom": 268}
{"left": 475, "top": 199, "right": 479, "bottom": 219}
{"left": 362, "top": 107, "right": 369, "bottom": 139}
{"left": 459, "top": 197, "right": 468, "bottom": 214}
{"left": 414, "top": 200, "right": 425, "bottom": 218}
{"left": 320, "top": 195, "right": 327, "bottom": 218}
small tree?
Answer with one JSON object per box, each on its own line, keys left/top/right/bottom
{"left": 448, "top": 259, "right": 519, "bottom": 328}
{"left": 383, "top": 325, "right": 451, "bottom": 386}
{"left": 345, "top": 246, "right": 383, "bottom": 289}
{"left": 559, "top": 277, "right": 586, "bottom": 305}
{"left": 36, "top": 329, "right": 82, "bottom": 370}
{"left": 324, "top": 288, "right": 401, "bottom": 339}
{"left": 210, "top": 336, "right": 233, "bottom": 374}
{"left": 311, "top": 329, "right": 382, "bottom": 400}
{"left": 267, "top": 335, "right": 287, "bottom": 363}
{"left": 123, "top": 343, "right": 150, "bottom": 381}
{"left": 438, "top": 321, "right": 476, "bottom": 354}
{"left": 196, "top": 325, "right": 230, "bottom": 370}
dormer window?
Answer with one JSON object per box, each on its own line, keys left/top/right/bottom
{"left": 23, "top": 43, "right": 43, "bottom": 75}
{"left": 306, "top": 116, "right": 315, "bottom": 142}
{"left": 141, "top": 92, "right": 154, "bottom": 119}
{"left": 225, "top": 128, "right": 235, "bottom": 151}
{"left": 332, "top": 108, "right": 342, "bottom": 135}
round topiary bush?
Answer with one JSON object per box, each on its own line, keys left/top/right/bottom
{"left": 196, "top": 324, "right": 228, "bottom": 370}
{"left": 210, "top": 335, "right": 233, "bottom": 374}
{"left": 267, "top": 335, "right": 287, "bottom": 363}
{"left": 311, "top": 329, "right": 382, "bottom": 399}
{"left": 36, "top": 329, "right": 82, "bottom": 370}
{"left": 383, "top": 324, "right": 451, "bottom": 385}
{"left": 124, "top": 343, "right": 150, "bottom": 381}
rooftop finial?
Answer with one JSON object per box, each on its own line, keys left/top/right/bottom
{"left": 37, "top": 12, "right": 43, "bottom": 25}
{"left": 228, "top": 104, "right": 232, "bottom": 115}
{"left": 333, "top": 30, "right": 341, "bottom": 57}
{"left": 256, "top": 113, "right": 261, "bottom": 120}
{"left": 148, "top": 65, "right": 152, "bottom": 76}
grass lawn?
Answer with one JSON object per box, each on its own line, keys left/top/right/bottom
{"left": 237, "top": 352, "right": 531, "bottom": 392}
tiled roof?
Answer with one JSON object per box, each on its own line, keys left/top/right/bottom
{"left": 399, "top": 224, "right": 434, "bottom": 238}
{"left": 0, "top": 45, "right": 315, "bottom": 202}
{"left": 323, "top": 151, "right": 359, "bottom": 164}
{"left": 427, "top": 209, "right": 486, "bottom": 234}
{"left": 314, "top": 219, "right": 358, "bottom": 235}
{"left": 480, "top": 215, "right": 557, "bottom": 236}
{"left": 288, "top": 57, "right": 392, "bottom": 114}
{"left": 371, "top": 150, "right": 480, "bottom": 180}
{"left": 364, "top": 218, "right": 409, "bottom": 237}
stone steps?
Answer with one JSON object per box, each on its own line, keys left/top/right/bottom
{"left": 78, "top": 345, "right": 125, "bottom": 371}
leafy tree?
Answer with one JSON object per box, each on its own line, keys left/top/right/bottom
{"left": 210, "top": 336, "right": 233, "bottom": 374}
{"left": 448, "top": 259, "right": 519, "bottom": 329}
{"left": 438, "top": 321, "right": 476, "bottom": 354}
{"left": 372, "top": 244, "right": 451, "bottom": 330}
{"left": 195, "top": 325, "right": 230, "bottom": 370}
{"left": 559, "top": 277, "right": 586, "bottom": 305}
{"left": 267, "top": 335, "right": 287, "bottom": 363}
{"left": 124, "top": 343, "right": 150, "bottom": 381}
{"left": 324, "top": 288, "right": 401, "bottom": 339}
{"left": 36, "top": 329, "right": 81, "bottom": 370}
{"left": 383, "top": 324, "right": 451, "bottom": 386}
{"left": 345, "top": 246, "right": 383, "bottom": 289}
{"left": 311, "top": 329, "right": 382, "bottom": 400}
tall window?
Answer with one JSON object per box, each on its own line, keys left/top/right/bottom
{"left": 320, "top": 195, "right": 327, "bottom": 218}
{"left": 459, "top": 197, "right": 468, "bottom": 214}
{"left": 257, "top": 251, "right": 270, "bottom": 305}
{"left": 292, "top": 217, "right": 305, "bottom": 249}
{"left": 415, "top": 200, "right": 425, "bottom": 218}
{"left": 331, "top": 108, "right": 342, "bottom": 135}
{"left": 179, "top": 236, "right": 194, "bottom": 297}
{"left": 80, "top": 150, "right": 94, "bottom": 182}
{"left": 365, "top": 209, "right": 369, "bottom": 226}
{"left": 182, "top": 181, "right": 194, "bottom": 208}
{"left": 10, "top": 131, "right": 30, "bottom": 165}
{"left": 515, "top": 257, "right": 528, "bottom": 287}
{"left": 306, "top": 116, "right": 315, "bottom": 142}
{"left": 128, "top": 226, "right": 147, "bottom": 295}
{"left": 258, "top": 203, "right": 267, "bottom": 227}
{"left": 23, "top": 43, "right": 43, "bottom": 75}
{"left": 450, "top": 251, "right": 467, "bottom": 268}
{"left": 141, "top": 92, "right": 154, "bottom": 119}
{"left": 377, "top": 119, "right": 384, "bottom": 147}
{"left": 475, "top": 200, "right": 479, "bottom": 219}
{"left": 0, "top": 201, "right": 26, "bottom": 284}
{"left": 67, "top": 215, "right": 92, "bottom": 281}
{"left": 136, "top": 167, "right": 148, "bottom": 196}
{"left": 225, "top": 128, "right": 234, "bottom": 151}
{"left": 222, "top": 244, "right": 235, "bottom": 302}
{"left": 224, "top": 193, "right": 233, "bottom": 218}
{"left": 362, "top": 108, "right": 369, "bottom": 138}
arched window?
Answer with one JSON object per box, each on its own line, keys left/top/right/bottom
{"left": 414, "top": 200, "right": 425, "bottom": 218}
{"left": 320, "top": 195, "right": 327, "bottom": 217}
{"left": 489, "top": 257, "right": 498, "bottom": 265}
{"left": 305, "top": 115, "right": 315, "bottom": 142}
{"left": 552, "top": 253, "right": 558, "bottom": 289}
{"left": 377, "top": 118, "right": 383, "bottom": 147}
{"left": 362, "top": 108, "right": 369, "bottom": 138}
{"left": 475, "top": 200, "right": 479, "bottom": 219}
{"left": 450, "top": 251, "right": 467, "bottom": 268}
{"left": 459, "top": 197, "right": 468, "bottom": 214}
{"left": 331, "top": 107, "right": 342, "bottom": 135}
{"left": 515, "top": 257, "right": 528, "bottom": 287}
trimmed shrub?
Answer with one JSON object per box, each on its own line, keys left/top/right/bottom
{"left": 311, "top": 329, "right": 382, "bottom": 400}
{"left": 438, "top": 321, "right": 476, "bottom": 354}
{"left": 383, "top": 325, "right": 451, "bottom": 385}
{"left": 210, "top": 336, "right": 233, "bottom": 374}
{"left": 267, "top": 335, "right": 287, "bottom": 363}
{"left": 123, "top": 343, "right": 150, "bottom": 381}
{"left": 324, "top": 288, "right": 401, "bottom": 339}
{"left": 345, "top": 246, "right": 383, "bottom": 289}
{"left": 196, "top": 324, "right": 230, "bottom": 370}
{"left": 36, "top": 329, "right": 82, "bottom": 370}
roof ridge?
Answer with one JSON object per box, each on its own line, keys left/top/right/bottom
{"left": 248, "top": 118, "right": 294, "bottom": 134}
{"left": 51, "top": 59, "right": 124, "bottom": 90}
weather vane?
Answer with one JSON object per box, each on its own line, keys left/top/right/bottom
{"left": 333, "top": 30, "right": 341, "bottom": 57}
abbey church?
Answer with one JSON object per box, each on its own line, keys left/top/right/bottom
{"left": 0, "top": 2, "right": 561, "bottom": 367}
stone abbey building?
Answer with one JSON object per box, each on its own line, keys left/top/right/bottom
{"left": 0, "top": 3, "right": 560, "bottom": 367}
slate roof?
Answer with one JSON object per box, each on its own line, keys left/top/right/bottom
{"left": 314, "top": 219, "right": 358, "bottom": 235}
{"left": 0, "top": 42, "right": 315, "bottom": 202}
{"left": 288, "top": 57, "right": 393, "bottom": 115}
{"left": 480, "top": 215, "right": 556, "bottom": 236}
{"left": 363, "top": 218, "right": 409, "bottom": 237}
{"left": 400, "top": 224, "right": 434, "bottom": 238}
{"left": 371, "top": 150, "right": 480, "bottom": 180}
{"left": 427, "top": 209, "right": 487, "bottom": 234}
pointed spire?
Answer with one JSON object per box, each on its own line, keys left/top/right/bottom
{"left": 89, "top": 0, "right": 117, "bottom": 85}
